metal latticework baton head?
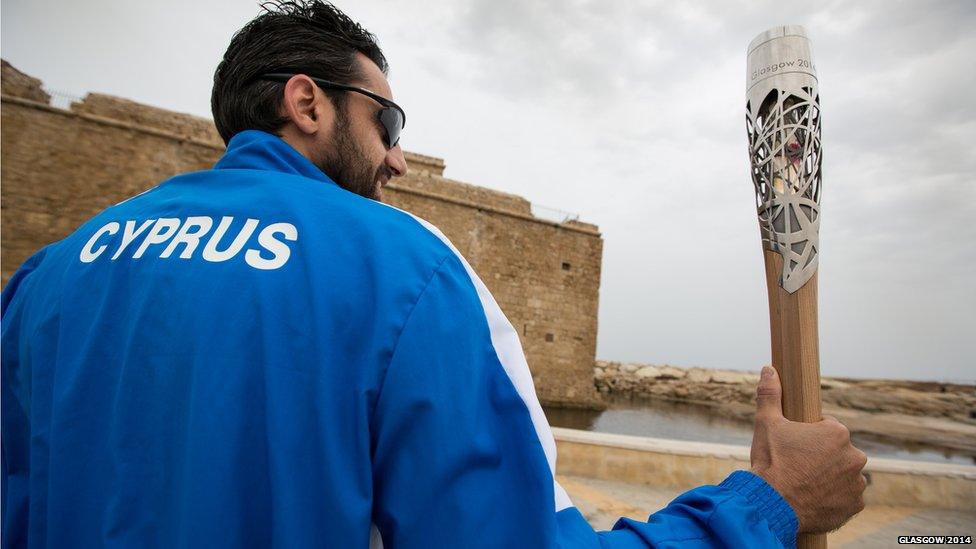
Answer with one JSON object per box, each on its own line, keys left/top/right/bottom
{"left": 746, "top": 26, "right": 822, "bottom": 293}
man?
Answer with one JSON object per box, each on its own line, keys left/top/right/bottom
{"left": 1, "top": 2, "right": 867, "bottom": 547}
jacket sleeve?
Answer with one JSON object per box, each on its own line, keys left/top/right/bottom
{"left": 2, "top": 247, "right": 50, "bottom": 548}
{"left": 368, "top": 252, "right": 798, "bottom": 548}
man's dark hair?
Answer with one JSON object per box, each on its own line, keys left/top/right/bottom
{"left": 211, "top": 0, "right": 387, "bottom": 144}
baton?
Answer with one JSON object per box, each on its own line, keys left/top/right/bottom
{"left": 746, "top": 25, "right": 826, "bottom": 549}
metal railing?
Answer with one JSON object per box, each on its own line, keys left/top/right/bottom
{"left": 43, "top": 88, "right": 83, "bottom": 110}
{"left": 531, "top": 203, "right": 580, "bottom": 224}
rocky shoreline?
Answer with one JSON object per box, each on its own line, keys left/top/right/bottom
{"left": 593, "top": 360, "right": 976, "bottom": 456}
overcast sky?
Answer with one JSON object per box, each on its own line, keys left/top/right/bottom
{"left": 3, "top": 0, "right": 974, "bottom": 382}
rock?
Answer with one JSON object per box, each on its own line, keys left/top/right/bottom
{"left": 710, "top": 370, "right": 758, "bottom": 385}
{"left": 820, "top": 378, "right": 852, "bottom": 390}
{"left": 621, "top": 363, "right": 640, "bottom": 374}
{"left": 686, "top": 369, "right": 712, "bottom": 384}
{"left": 635, "top": 366, "right": 661, "bottom": 378}
{"left": 648, "top": 385, "right": 671, "bottom": 396}
{"left": 657, "top": 365, "right": 687, "bottom": 379}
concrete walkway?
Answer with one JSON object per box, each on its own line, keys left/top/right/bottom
{"left": 559, "top": 474, "right": 976, "bottom": 547}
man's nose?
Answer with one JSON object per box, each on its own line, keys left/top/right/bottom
{"left": 386, "top": 145, "right": 408, "bottom": 177}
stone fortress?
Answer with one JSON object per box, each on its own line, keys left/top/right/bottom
{"left": 0, "top": 60, "right": 603, "bottom": 408}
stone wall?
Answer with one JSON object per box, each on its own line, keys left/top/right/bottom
{"left": 0, "top": 61, "right": 603, "bottom": 407}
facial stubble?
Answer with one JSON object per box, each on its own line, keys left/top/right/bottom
{"left": 317, "top": 104, "right": 388, "bottom": 201}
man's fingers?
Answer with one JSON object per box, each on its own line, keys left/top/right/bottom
{"left": 755, "top": 366, "right": 785, "bottom": 421}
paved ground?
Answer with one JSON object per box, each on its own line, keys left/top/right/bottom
{"left": 559, "top": 474, "right": 975, "bottom": 547}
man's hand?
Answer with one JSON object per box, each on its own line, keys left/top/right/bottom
{"left": 749, "top": 366, "right": 868, "bottom": 533}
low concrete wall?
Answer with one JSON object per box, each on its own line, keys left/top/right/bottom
{"left": 553, "top": 428, "right": 976, "bottom": 511}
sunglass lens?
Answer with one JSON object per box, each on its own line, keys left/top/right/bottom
{"left": 379, "top": 108, "right": 404, "bottom": 148}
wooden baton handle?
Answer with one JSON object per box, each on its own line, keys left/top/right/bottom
{"left": 763, "top": 249, "right": 825, "bottom": 549}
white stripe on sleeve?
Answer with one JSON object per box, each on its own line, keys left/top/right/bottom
{"left": 402, "top": 212, "right": 573, "bottom": 512}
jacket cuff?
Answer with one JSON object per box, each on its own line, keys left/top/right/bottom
{"left": 719, "top": 470, "right": 798, "bottom": 548}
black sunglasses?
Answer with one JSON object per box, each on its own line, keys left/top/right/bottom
{"left": 261, "top": 73, "right": 406, "bottom": 149}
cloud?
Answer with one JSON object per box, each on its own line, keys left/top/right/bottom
{"left": 436, "top": 0, "right": 976, "bottom": 379}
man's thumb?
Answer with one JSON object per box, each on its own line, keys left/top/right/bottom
{"left": 756, "top": 366, "right": 784, "bottom": 420}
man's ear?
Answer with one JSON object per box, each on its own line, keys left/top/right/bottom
{"left": 281, "top": 75, "right": 331, "bottom": 136}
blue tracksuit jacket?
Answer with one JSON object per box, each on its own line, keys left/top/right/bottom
{"left": 2, "top": 130, "right": 797, "bottom": 548}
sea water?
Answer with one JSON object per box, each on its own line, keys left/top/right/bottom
{"left": 544, "top": 396, "right": 975, "bottom": 466}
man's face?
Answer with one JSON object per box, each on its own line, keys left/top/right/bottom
{"left": 314, "top": 53, "right": 407, "bottom": 201}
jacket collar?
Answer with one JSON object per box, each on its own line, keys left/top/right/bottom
{"left": 214, "top": 130, "right": 338, "bottom": 188}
